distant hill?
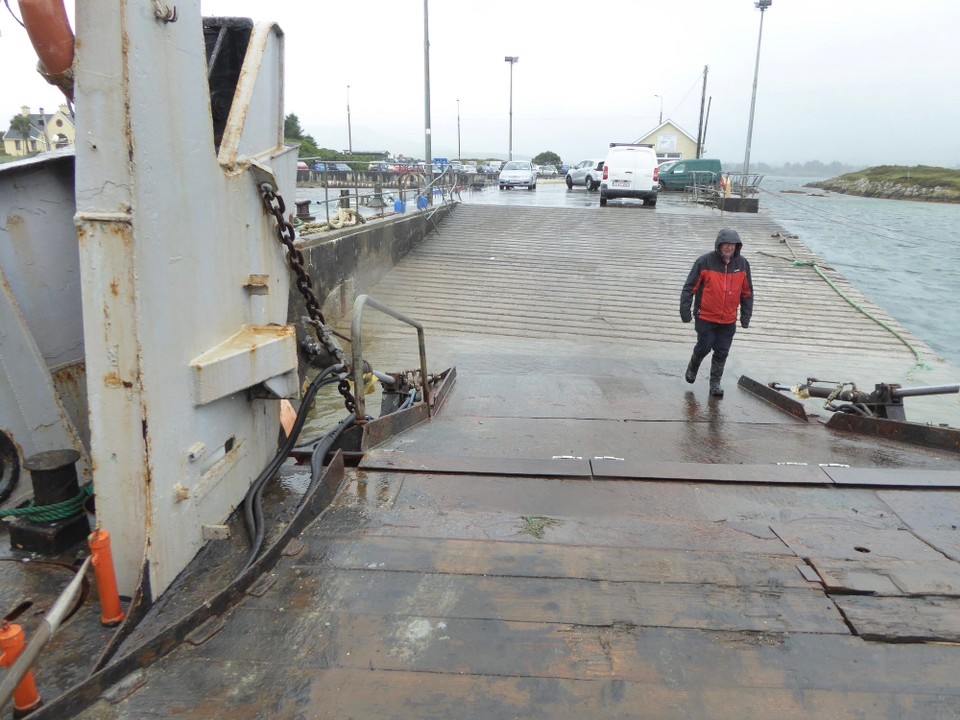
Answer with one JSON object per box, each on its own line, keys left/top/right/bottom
{"left": 806, "top": 165, "right": 960, "bottom": 203}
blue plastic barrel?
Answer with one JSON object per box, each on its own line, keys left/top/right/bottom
{"left": 416, "top": 195, "right": 428, "bottom": 210}
{"left": 394, "top": 200, "right": 406, "bottom": 213}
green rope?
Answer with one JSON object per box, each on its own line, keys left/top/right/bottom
{"left": 758, "top": 245, "right": 931, "bottom": 371}
{"left": 0, "top": 484, "right": 94, "bottom": 522}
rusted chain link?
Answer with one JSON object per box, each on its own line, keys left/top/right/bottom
{"left": 258, "top": 182, "right": 356, "bottom": 413}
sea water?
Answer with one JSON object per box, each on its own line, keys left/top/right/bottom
{"left": 759, "top": 176, "right": 960, "bottom": 368}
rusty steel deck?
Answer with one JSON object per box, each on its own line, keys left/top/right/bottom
{"left": 30, "top": 203, "right": 960, "bottom": 717}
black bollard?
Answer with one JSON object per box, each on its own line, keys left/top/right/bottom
{"left": 9, "top": 449, "right": 91, "bottom": 555}
{"left": 295, "top": 199, "right": 315, "bottom": 222}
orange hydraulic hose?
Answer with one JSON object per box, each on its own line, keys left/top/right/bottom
{"left": 0, "top": 622, "right": 42, "bottom": 715}
{"left": 18, "top": 0, "right": 75, "bottom": 100}
{"left": 88, "top": 529, "right": 126, "bottom": 627}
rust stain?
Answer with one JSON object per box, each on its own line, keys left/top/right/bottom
{"left": 110, "top": 280, "right": 120, "bottom": 297}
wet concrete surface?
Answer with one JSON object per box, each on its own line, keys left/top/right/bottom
{"left": 62, "top": 200, "right": 960, "bottom": 719}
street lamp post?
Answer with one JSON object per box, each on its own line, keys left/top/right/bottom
{"left": 457, "top": 98, "right": 461, "bottom": 161}
{"left": 654, "top": 94, "right": 663, "bottom": 125}
{"left": 504, "top": 56, "right": 518, "bottom": 161}
{"left": 346, "top": 84, "right": 352, "bottom": 154}
{"left": 423, "top": 0, "right": 432, "bottom": 186}
{"left": 741, "top": 0, "right": 771, "bottom": 194}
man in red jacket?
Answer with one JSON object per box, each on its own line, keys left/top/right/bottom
{"left": 679, "top": 229, "right": 753, "bottom": 397}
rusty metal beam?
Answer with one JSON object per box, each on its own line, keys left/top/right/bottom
{"left": 738, "top": 375, "right": 809, "bottom": 422}
{"left": 826, "top": 413, "right": 960, "bottom": 455}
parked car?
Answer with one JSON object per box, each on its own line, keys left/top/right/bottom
{"left": 539, "top": 164, "right": 558, "bottom": 178}
{"left": 599, "top": 143, "right": 659, "bottom": 207}
{"left": 368, "top": 161, "right": 391, "bottom": 172}
{"left": 565, "top": 159, "right": 605, "bottom": 191}
{"left": 481, "top": 161, "right": 502, "bottom": 174}
{"left": 658, "top": 158, "right": 723, "bottom": 191}
{"left": 559, "top": 164, "right": 571, "bottom": 176}
{"left": 498, "top": 160, "right": 537, "bottom": 190}
{"left": 461, "top": 162, "right": 478, "bottom": 175}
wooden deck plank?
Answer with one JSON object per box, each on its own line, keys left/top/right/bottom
{"left": 81, "top": 618, "right": 960, "bottom": 720}
{"left": 810, "top": 557, "right": 960, "bottom": 596}
{"left": 242, "top": 567, "right": 847, "bottom": 635}
{"left": 836, "top": 595, "right": 960, "bottom": 642}
{"left": 297, "top": 535, "right": 815, "bottom": 588}
{"left": 825, "top": 466, "right": 960, "bottom": 488}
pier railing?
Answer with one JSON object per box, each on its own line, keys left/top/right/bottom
{"left": 295, "top": 164, "right": 488, "bottom": 230}
{"left": 350, "top": 294, "right": 430, "bottom": 424}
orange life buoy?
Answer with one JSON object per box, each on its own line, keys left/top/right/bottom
{"left": 19, "top": 0, "right": 75, "bottom": 100}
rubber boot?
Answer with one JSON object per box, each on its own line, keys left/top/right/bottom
{"left": 709, "top": 358, "right": 725, "bottom": 397}
{"left": 684, "top": 353, "right": 704, "bottom": 384}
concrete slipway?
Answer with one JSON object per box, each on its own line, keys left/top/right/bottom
{"left": 68, "top": 201, "right": 960, "bottom": 719}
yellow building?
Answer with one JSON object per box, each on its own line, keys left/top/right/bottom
{"left": 634, "top": 120, "right": 699, "bottom": 163}
{"left": 3, "top": 104, "right": 76, "bottom": 157}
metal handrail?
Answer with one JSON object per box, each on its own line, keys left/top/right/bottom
{"left": 350, "top": 294, "right": 430, "bottom": 423}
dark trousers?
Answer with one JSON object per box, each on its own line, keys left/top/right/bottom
{"left": 693, "top": 318, "right": 736, "bottom": 363}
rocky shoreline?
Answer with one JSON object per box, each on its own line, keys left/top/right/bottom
{"left": 807, "top": 177, "right": 960, "bottom": 203}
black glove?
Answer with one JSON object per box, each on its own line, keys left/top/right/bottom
{"left": 680, "top": 309, "right": 692, "bottom": 323}
{"left": 741, "top": 319, "right": 750, "bottom": 329}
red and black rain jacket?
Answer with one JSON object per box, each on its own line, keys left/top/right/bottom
{"left": 680, "top": 241, "right": 753, "bottom": 326}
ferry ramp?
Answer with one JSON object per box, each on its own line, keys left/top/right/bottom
{"left": 72, "top": 203, "right": 960, "bottom": 719}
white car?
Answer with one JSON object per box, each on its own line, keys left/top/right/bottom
{"left": 565, "top": 159, "right": 605, "bottom": 191}
{"left": 498, "top": 161, "right": 537, "bottom": 190}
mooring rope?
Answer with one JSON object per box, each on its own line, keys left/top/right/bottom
{"left": 0, "top": 484, "right": 94, "bottom": 522}
{"left": 758, "top": 237, "right": 930, "bottom": 371}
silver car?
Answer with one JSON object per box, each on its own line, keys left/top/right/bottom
{"left": 565, "top": 159, "right": 605, "bottom": 191}
{"left": 499, "top": 161, "right": 537, "bottom": 191}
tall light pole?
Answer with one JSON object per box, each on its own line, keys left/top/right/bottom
{"left": 423, "top": 0, "right": 432, "bottom": 185}
{"left": 504, "top": 56, "right": 518, "bottom": 160}
{"left": 741, "top": 0, "right": 771, "bottom": 193}
{"left": 457, "top": 98, "right": 461, "bottom": 161}
{"left": 346, "top": 84, "right": 352, "bottom": 154}
{"left": 654, "top": 94, "right": 663, "bottom": 125}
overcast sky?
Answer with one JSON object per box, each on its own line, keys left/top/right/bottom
{"left": 2, "top": 1, "right": 957, "bottom": 167}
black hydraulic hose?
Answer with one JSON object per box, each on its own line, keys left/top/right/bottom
{"left": 309, "top": 415, "right": 356, "bottom": 482}
{"left": 241, "top": 365, "right": 344, "bottom": 571}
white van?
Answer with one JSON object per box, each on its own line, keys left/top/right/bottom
{"left": 599, "top": 143, "right": 659, "bottom": 207}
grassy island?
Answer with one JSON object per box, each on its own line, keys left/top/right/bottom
{"left": 807, "top": 165, "right": 960, "bottom": 203}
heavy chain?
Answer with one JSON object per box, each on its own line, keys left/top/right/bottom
{"left": 258, "top": 182, "right": 356, "bottom": 413}
{"left": 338, "top": 377, "right": 356, "bottom": 414}
{"left": 258, "top": 183, "right": 326, "bottom": 330}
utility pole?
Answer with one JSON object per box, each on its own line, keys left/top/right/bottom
{"left": 457, "top": 98, "right": 461, "bottom": 161}
{"left": 696, "top": 65, "right": 708, "bottom": 158}
{"left": 702, "top": 97, "right": 712, "bottom": 157}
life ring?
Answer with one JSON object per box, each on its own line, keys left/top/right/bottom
{"left": 20, "top": 0, "right": 75, "bottom": 100}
